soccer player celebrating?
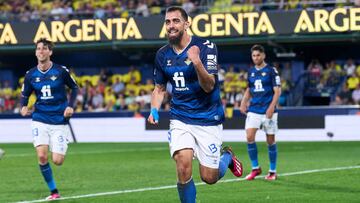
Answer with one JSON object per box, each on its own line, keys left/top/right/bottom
{"left": 20, "top": 38, "right": 78, "bottom": 200}
{"left": 148, "top": 7, "right": 243, "bottom": 203}
{"left": 240, "top": 45, "right": 281, "bottom": 181}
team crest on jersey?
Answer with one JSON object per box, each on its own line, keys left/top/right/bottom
{"left": 167, "top": 59, "right": 172, "bottom": 66}
{"left": 261, "top": 72, "right": 267, "bottom": 77}
{"left": 50, "top": 76, "right": 57, "bottom": 81}
{"left": 184, "top": 58, "right": 192, "bottom": 65}
{"left": 251, "top": 73, "right": 255, "bottom": 77}
{"left": 35, "top": 77, "right": 41, "bottom": 82}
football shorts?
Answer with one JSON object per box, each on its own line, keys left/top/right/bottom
{"left": 245, "top": 112, "right": 278, "bottom": 135}
{"left": 31, "top": 121, "right": 70, "bottom": 155}
{"left": 168, "top": 119, "right": 223, "bottom": 169}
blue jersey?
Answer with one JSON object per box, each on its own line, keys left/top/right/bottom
{"left": 248, "top": 64, "right": 281, "bottom": 114}
{"left": 154, "top": 36, "right": 224, "bottom": 126}
{"left": 21, "top": 63, "right": 78, "bottom": 125}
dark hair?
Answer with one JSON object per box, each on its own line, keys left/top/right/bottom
{"left": 251, "top": 44, "right": 265, "bottom": 53}
{"left": 166, "top": 6, "right": 188, "bottom": 21}
{"left": 35, "top": 38, "right": 54, "bottom": 50}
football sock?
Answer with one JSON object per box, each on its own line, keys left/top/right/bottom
{"left": 177, "top": 177, "right": 196, "bottom": 203}
{"left": 39, "top": 162, "right": 57, "bottom": 192}
{"left": 218, "top": 151, "right": 232, "bottom": 179}
{"left": 247, "top": 142, "right": 259, "bottom": 169}
{"left": 268, "top": 143, "right": 277, "bottom": 172}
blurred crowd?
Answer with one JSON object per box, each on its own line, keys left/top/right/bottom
{"left": 0, "top": 0, "right": 359, "bottom": 22}
{"left": 306, "top": 58, "right": 360, "bottom": 105}
{"left": 0, "top": 63, "right": 293, "bottom": 117}
{"left": 1, "top": 60, "right": 359, "bottom": 115}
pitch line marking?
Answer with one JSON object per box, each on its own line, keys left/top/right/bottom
{"left": 16, "top": 165, "right": 360, "bottom": 203}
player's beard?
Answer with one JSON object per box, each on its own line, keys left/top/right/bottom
{"left": 167, "top": 29, "right": 184, "bottom": 46}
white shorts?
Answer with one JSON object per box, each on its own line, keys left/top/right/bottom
{"left": 31, "top": 121, "right": 70, "bottom": 155}
{"left": 168, "top": 120, "right": 223, "bottom": 169}
{"left": 245, "top": 112, "right": 278, "bottom": 135}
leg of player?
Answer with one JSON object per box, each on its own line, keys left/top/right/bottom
{"left": 199, "top": 166, "right": 219, "bottom": 184}
{"left": 52, "top": 153, "right": 65, "bottom": 166}
{"left": 199, "top": 147, "right": 243, "bottom": 184}
{"left": 0, "top": 148, "right": 5, "bottom": 159}
{"left": 174, "top": 149, "right": 196, "bottom": 203}
{"left": 265, "top": 134, "right": 277, "bottom": 180}
{"left": 36, "top": 145, "right": 60, "bottom": 200}
{"left": 246, "top": 128, "right": 262, "bottom": 180}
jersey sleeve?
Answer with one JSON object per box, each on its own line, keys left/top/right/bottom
{"left": 154, "top": 51, "right": 167, "bottom": 85}
{"left": 20, "top": 71, "right": 33, "bottom": 107}
{"left": 62, "top": 66, "right": 79, "bottom": 107}
{"left": 200, "top": 41, "right": 218, "bottom": 75}
{"left": 271, "top": 67, "right": 281, "bottom": 87}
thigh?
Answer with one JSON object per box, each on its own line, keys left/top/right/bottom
{"left": 32, "top": 121, "right": 50, "bottom": 148}
{"left": 169, "top": 120, "right": 196, "bottom": 158}
{"left": 190, "top": 124, "right": 222, "bottom": 169}
{"left": 49, "top": 124, "right": 70, "bottom": 155}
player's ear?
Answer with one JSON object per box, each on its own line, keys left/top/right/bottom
{"left": 49, "top": 50, "right": 53, "bottom": 56}
{"left": 185, "top": 20, "right": 190, "bottom": 31}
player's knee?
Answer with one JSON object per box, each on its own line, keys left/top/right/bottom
{"left": 246, "top": 134, "right": 256, "bottom": 142}
{"left": 201, "top": 175, "right": 218, "bottom": 185}
{"left": 177, "top": 165, "right": 192, "bottom": 180}
{"left": 52, "top": 157, "right": 64, "bottom": 166}
{"left": 38, "top": 155, "right": 48, "bottom": 164}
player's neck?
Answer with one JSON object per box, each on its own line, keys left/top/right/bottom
{"left": 255, "top": 62, "right": 267, "bottom": 70}
{"left": 38, "top": 61, "right": 53, "bottom": 72}
{"left": 173, "top": 35, "right": 191, "bottom": 54}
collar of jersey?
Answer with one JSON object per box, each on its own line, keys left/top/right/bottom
{"left": 37, "top": 62, "right": 53, "bottom": 74}
{"left": 172, "top": 36, "right": 192, "bottom": 55}
{"left": 255, "top": 63, "right": 267, "bottom": 71}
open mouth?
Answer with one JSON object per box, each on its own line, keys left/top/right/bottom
{"left": 168, "top": 29, "right": 178, "bottom": 36}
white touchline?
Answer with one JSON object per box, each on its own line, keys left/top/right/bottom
{"left": 16, "top": 165, "right": 360, "bottom": 203}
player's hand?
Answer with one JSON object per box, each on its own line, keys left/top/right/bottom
{"left": 20, "top": 106, "right": 31, "bottom": 116}
{"left": 266, "top": 106, "right": 275, "bottom": 119}
{"left": 147, "top": 108, "right": 159, "bottom": 125}
{"left": 240, "top": 103, "right": 247, "bottom": 115}
{"left": 187, "top": 45, "right": 201, "bottom": 64}
{"left": 64, "top": 107, "right": 74, "bottom": 118}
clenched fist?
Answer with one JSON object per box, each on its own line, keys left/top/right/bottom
{"left": 64, "top": 107, "right": 74, "bottom": 118}
{"left": 186, "top": 45, "right": 201, "bottom": 64}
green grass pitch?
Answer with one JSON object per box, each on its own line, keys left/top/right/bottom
{"left": 0, "top": 142, "right": 359, "bottom": 203}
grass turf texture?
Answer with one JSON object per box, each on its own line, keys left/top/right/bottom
{"left": 0, "top": 142, "right": 359, "bottom": 203}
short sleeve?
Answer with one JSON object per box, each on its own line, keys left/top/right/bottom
{"left": 154, "top": 51, "right": 167, "bottom": 85}
{"left": 271, "top": 67, "right": 281, "bottom": 87}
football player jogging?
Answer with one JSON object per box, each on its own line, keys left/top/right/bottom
{"left": 20, "top": 38, "right": 78, "bottom": 200}
{"left": 148, "top": 7, "right": 243, "bottom": 203}
{"left": 240, "top": 45, "right": 281, "bottom": 181}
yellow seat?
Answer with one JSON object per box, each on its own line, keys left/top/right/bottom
{"left": 150, "top": 6, "right": 161, "bottom": 15}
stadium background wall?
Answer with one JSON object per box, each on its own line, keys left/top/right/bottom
{"left": 0, "top": 107, "right": 359, "bottom": 143}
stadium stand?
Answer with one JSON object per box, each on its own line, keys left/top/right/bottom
{"left": 0, "top": 0, "right": 358, "bottom": 22}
